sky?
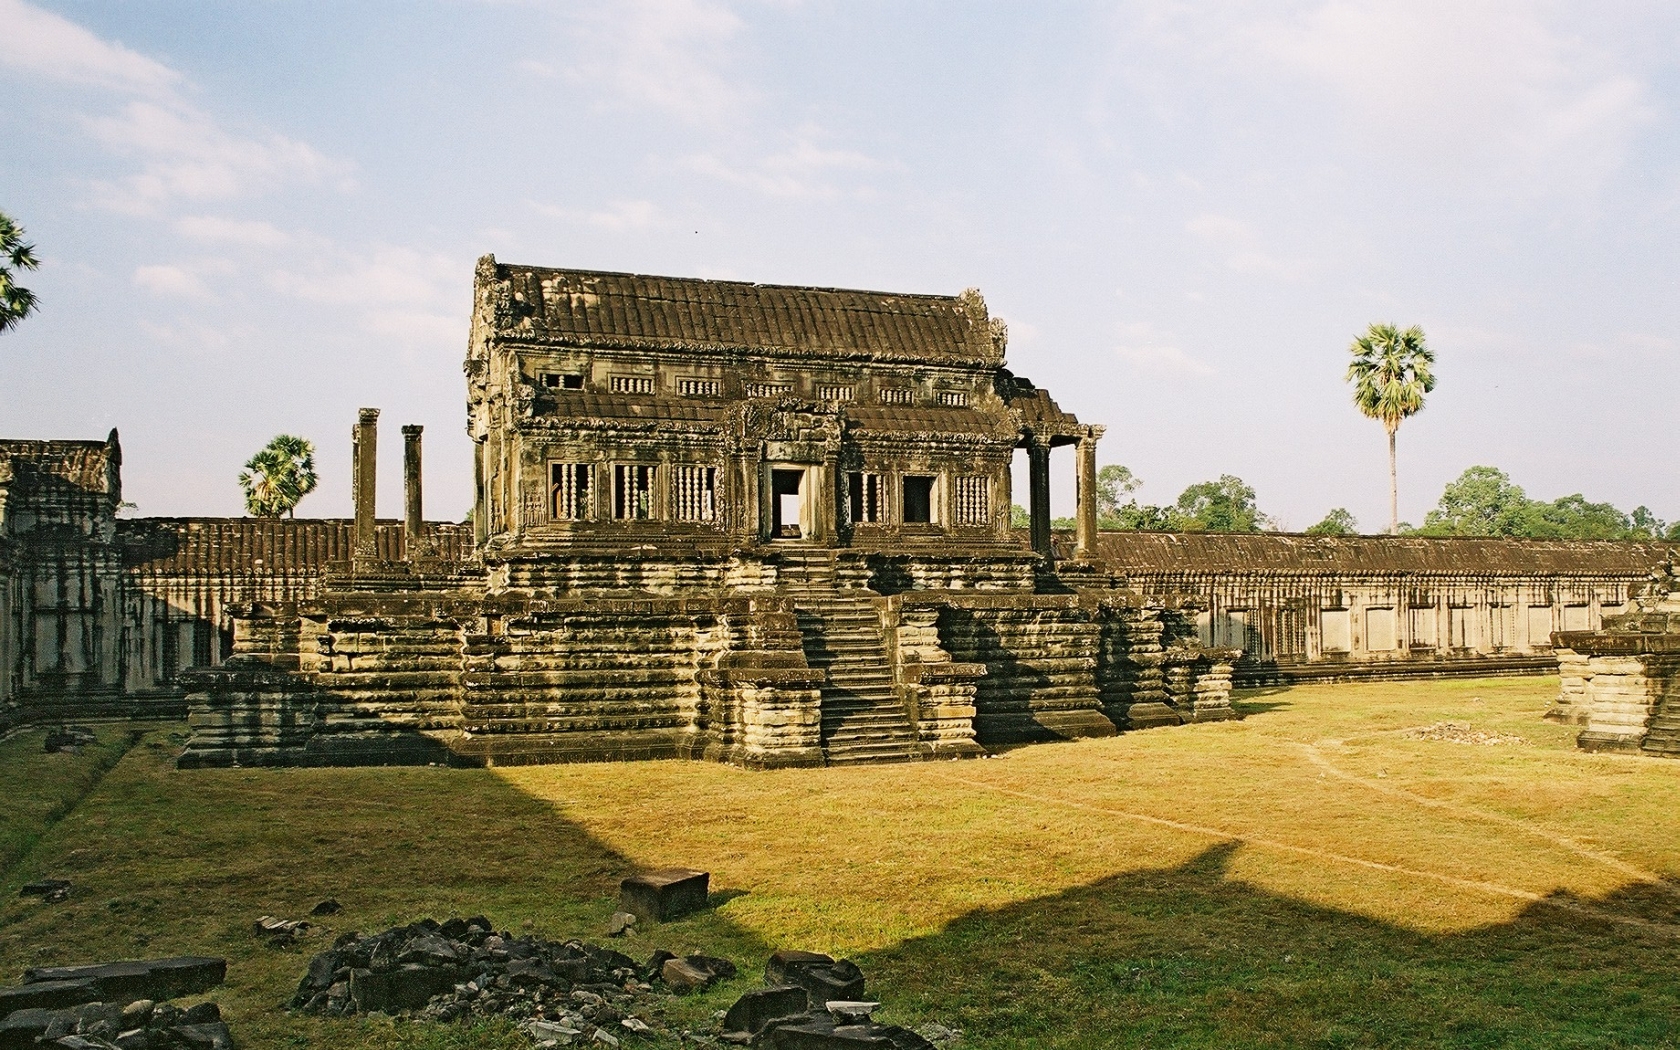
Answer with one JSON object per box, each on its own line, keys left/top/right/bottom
{"left": 3, "top": 0, "right": 1678, "bottom": 530}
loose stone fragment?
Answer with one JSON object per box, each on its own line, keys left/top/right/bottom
{"left": 18, "top": 879, "right": 72, "bottom": 902}
{"left": 764, "top": 952, "right": 865, "bottom": 1008}
{"left": 619, "top": 870, "right": 709, "bottom": 924}
{"left": 20, "top": 957, "right": 227, "bottom": 1007}
{"left": 660, "top": 955, "right": 736, "bottom": 995}
{"left": 721, "top": 985, "right": 809, "bottom": 1036}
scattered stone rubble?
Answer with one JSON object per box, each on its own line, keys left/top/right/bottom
{"left": 0, "top": 998, "right": 232, "bottom": 1050}
{"left": 0, "top": 956, "right": 230, "bottom": 1050}
{"left": 18, "top": 879, "right": 72, "bottom": 904}
{"left": 42, "top": 726, "right": 96, "bottom": 755}
{"left": 287, "top": 917, "right": 950, "bottom": 1048}
{"left": 1404, "top": 722, "right": 1527, "bottom": 746}
{"left": 289, "top": 917, "right": 727, "bottom": 1044}
{"left": 713, "top": 950, "right": 937, "bottom": 1049}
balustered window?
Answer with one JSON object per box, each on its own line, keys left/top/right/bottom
{"left": 671, "top": 464, "right": 718, "bottom": 522}
{"left": 551, "top": 462, "right": 592, "bottom": 520}
{"left": 613, "top": 464, "right": 656, "bottom": 519}
{"left": 849, "top": 473, "right": 884, "bottom": 524}
{"left": 953, "top": 474, "right": 990, "bottom": 525}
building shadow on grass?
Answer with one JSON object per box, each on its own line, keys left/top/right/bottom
{"left": 0, "top": 733, "right": 774, "bottom": 1046}
{"left": 860, "top": 841, "right": 1680, "bottom": 1048}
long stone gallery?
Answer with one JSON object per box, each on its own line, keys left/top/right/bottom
{"left": 0, "top": 258, "right": 1673, "bottom": 765}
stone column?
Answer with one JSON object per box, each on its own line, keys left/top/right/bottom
{"left": 471, "top": 440, "right": 488, "bottom": 548}
{"left": 402, "top": 424, "right": 424, "bottom": 559}
{"left": 1075, "top": 425, "right": 1104, "bottom": 560}
{"left": 1028, "top": 439, "right": 1052, "bottom": 559}
{"left": 353, "top": 407, "right": 380, "bottom": 564}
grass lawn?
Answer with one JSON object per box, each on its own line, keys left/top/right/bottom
{"left": 1, "top": 676, "right": 1678, "bottom": 1048}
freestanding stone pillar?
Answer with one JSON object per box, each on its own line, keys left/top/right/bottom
{"left": 1028, "top": 440, "right": 1052, "bottom": 559}
{"left": 1075, "top": 425, "right": 1104, "bottom": 560}
{"left": 402, "top": 424, "right": 423, "bottom": 558}
{"left": 353, "top": 408, "right": 380, "bottom": 564}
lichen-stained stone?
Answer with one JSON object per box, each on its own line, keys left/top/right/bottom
{"left": 619, "top": 869, "right": 710, "bottom": 923}
{"left": 1553, "top": 550, "right": 1680, "bottom": 756}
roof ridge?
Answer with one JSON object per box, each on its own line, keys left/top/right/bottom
{"left": 496, "top": 261, "right": 970, "bottom": 305}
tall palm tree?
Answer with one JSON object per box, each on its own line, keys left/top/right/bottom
{"left": 240, "top": 435, "right": 319, "bottom": 518}
{"left": 1346, "top": 323, "right": 1435, "bottom": 534}
{"left": 0, "top": 209, "right": 41, "bottom": 334}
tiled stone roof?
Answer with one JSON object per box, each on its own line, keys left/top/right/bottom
{"left": 485, "top": 262, "right": 1003, "bottom": 366}
{"left": 1088, "top": 531, "right": 1667, "bottom": 576}
{"left": 0, "top": 438, "right": 118, "bottom": 495}
{"left": 119, "top": 518, "right": 473, "bottom": 573}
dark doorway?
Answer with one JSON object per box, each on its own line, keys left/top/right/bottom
{"left": 903, "top": 475, "right": 935, "bottom": 524}
{"left": 772, "top": 469, "right": 804, "bottom": 538}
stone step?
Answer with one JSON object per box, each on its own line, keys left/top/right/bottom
{"left": 824, "top": 744, "right": 921, "bottom": 764}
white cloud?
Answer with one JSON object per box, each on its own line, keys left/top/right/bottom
{"left": 567, "top": 0, "right": 751, "bottom": 124}
{"left": 83, "top": 101, "right": 349, "bottom": 215}
{"left": 138, "top": 317, "right": 247, "bottom": 353}
{"left": 529, "top": 199, "right": 660, "bottom": 231}
{"left": 133, "top": 264, "right": 210, "bottom": 299}
{"left": 0, "top": 0, "right": 180, "bottom": 96}
{"left": 1113, "top": 322, "right": 1215, "bottom": 377}
{"left": 1247, "top": 1, "right": 1657, "bottom": 195}
{"left": 1185, "top": 213, "right": 1308, "bottom": 281}
{"left": 267, "top": 246, "right": 465, "bottom": 348}
{"left": 0, "top": 0, "right": 351, "bottom": 215}
{"left": 175, "top": 216, "right": 294, "bottom": 247}
{"left": 683, "top": 135, "right": 889, "bottom": 199}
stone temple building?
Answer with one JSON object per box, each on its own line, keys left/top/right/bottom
{"left": 171, "top": 257, "right": 1237, "bottom": 767}
{"left": 0, "top": 257, "right": 1666, "bottom": 765}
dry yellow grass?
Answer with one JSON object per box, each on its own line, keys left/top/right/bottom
{"left": 2, "top": 676, "right": 1677, "bottom": 1048}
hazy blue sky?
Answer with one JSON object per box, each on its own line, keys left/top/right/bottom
{"left": 3, "top": 1, "right": 1678, "bottom": 529}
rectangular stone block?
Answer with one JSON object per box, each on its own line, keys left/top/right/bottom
{"left": 349, "top": 964, "right": 462, "bottom": 1013}
{"left": 16, "top": 956, "right": 225, "bottom": 1007}
{"left": 723, "top": 985, "right": 809, "bottom": 1036}
{"left": 619, "top": 868, "right": 709, "bottom": 923}
{"left": 0, "top": 979, "right": 98, "bottom": 1015}
{"left": 764, "top": 950, "right": 865, "bottom": 1007}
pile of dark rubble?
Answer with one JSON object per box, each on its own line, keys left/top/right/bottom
{"left": 0, "top": 956, "right": 231, "bottom": 1050}
{"left": 288, "top": 918, "right": 957, "bottom": 1048}
{"left": 290, "top": 917, "right": 735, "bottom": 1046}
{"left": 713, "top": 950, "right": 945, "bottom": 1049}
{"left": 0, "top": 998, "right": 232, "bottom": 1050}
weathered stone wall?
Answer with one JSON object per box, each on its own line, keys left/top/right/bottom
{"left": 1550, "top": 554, "right": 1680, "bottom": 757}
{"left": 1081, "top": 531, "right": 1661, "bottom": 683}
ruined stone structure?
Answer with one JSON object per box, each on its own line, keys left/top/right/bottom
{"left": 1083, "top": 532, "right": 1663, "bottom": 684}
{"left": 1550, "top": 550, "right": 1680, "bottom": 757}
{"left": 0, "top": 429, "right": 470, "bottom": 731}
{"left": 172, "top": 259, "right": 1241, "bottom": 767}
{"left": 3, "top": 261, "right": 1667, "bottom": 766}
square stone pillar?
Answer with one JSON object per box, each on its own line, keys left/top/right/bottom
{"left": 1075, "top": 425, "right": 1104, "bottom": 560}
{"left": 402, "top": 424, "right": 424, "bottom": 558}
{"left": 353, "top": 408, "right": 380, "bottom": 564}
{"left": 1028, "top": 440, "right": 1052, "bottom": 559}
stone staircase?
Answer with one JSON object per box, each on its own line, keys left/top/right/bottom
{"left": 1640, "top": 680, "right": 1680, "bottom": 757}
{"left": 777, "top": 546, "right": 920, "bottom": 765}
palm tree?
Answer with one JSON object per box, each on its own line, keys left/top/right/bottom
{"left": 240, "top": 435, "right": 319, "bottom": 518}
{"left": 1346, "top": 323, "right": 1435, "bottom": 534}
{"left": 0, "top": 209, "right": 41, "bottom": 334}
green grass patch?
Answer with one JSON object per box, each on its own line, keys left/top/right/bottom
{"left": 1, "top": 677, "right": 1678, "bottom": 1048}
{"left": 0, "top": 724, "right": 136, "bottom": 883}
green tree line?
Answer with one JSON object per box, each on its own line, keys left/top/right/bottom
{"left": 1019, "top": 462, "right": 1676, "bottom": 540}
